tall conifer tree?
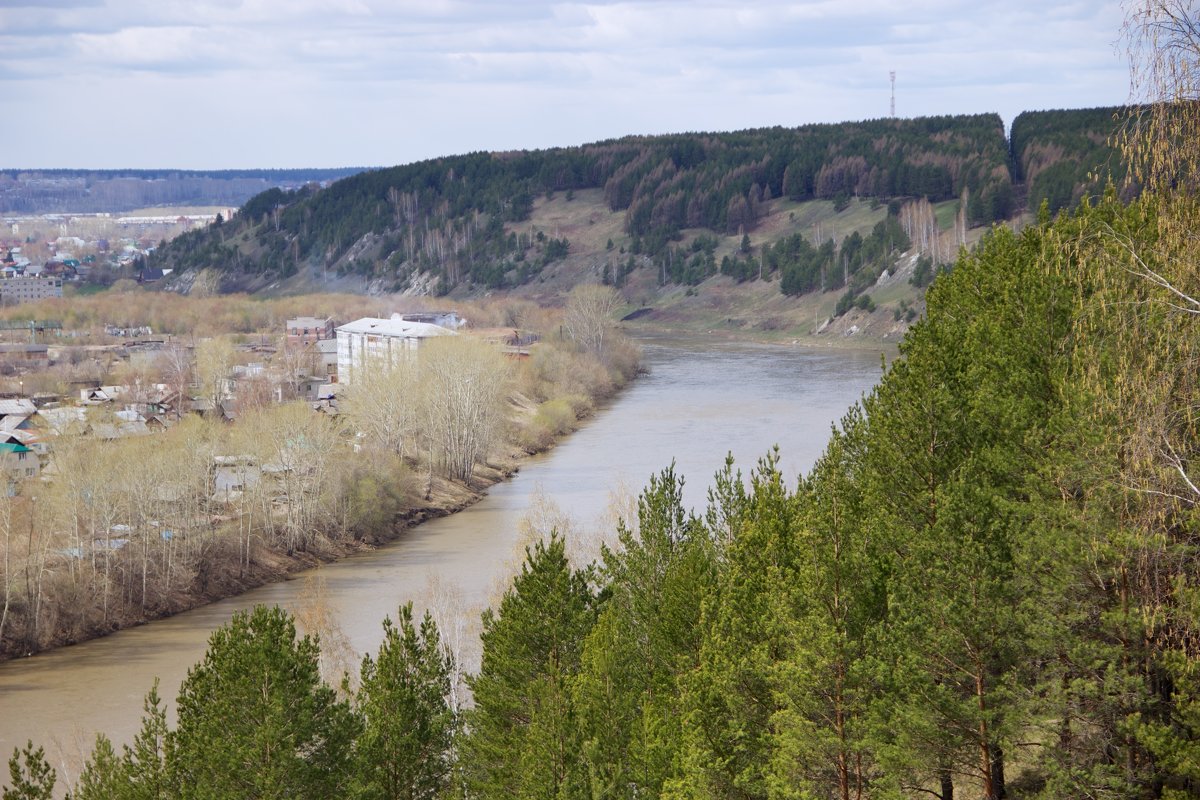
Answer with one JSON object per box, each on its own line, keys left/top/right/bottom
{"left": 462, "top": 533, "right": 595, "bottom": 800}
{"left": 167, "top": 605, "right": 360, "bottom": 800}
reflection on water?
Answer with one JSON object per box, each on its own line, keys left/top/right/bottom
{"left": 0, "top": 335, "right": 884, "bottom": 779}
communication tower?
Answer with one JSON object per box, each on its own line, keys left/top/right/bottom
{"left": 889, "top": 71, "right": 896, "bottom": 118}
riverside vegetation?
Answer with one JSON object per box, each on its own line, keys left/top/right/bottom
{"left": 12, "top": 185, "right": 1199, "bottom": 800}
{"left": 7, "top": 4, "right": 1200, "bottom": 798}
{"left": 0, "top": 285, "right": 639, "bottom": 661}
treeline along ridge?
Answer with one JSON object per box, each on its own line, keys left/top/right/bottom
{"left": 149, "top": 107, "right": 1127, "bottom": 295}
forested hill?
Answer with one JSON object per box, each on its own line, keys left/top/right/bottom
{"left": 150, "top": 108, "right": 1125, "bottom": 295}
{"left": 1011, "top": 106, "right": 1129, "bottom": 213}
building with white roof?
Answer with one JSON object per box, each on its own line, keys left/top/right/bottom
{"left": 335, "top": 316, "right": 456, "bottom": 383}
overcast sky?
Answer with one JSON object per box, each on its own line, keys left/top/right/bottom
{"left": 1, "top": 0, "right": 1130, "bottom": 170}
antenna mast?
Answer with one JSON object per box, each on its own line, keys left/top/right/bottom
{"left": 889, "top": 71, "right": 896, "bottom": 118}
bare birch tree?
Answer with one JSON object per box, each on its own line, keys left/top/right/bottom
{"left": 237, "top": 402, "right": 345, "bottom": 553}
{"left": 417, "top": 337, "right": 511, "bottom": 484}
{"left": 419, "top": 573, "right": 478, "bottom": 712}
{"left": 1112, "top": 1, "right": 1200, "bottom": 506}
{"left": 1121, "top": 0, "right": 1200, "bottom": 198}
{"left": 563, "top": 283, "right": 621, "bottom": 355}
{"left": 0, "top": 492, "right": 13, "bottom": 646}
{"left": 339, "top": 354, "right": 420, "bottom": 460}
{"left": 158, "top": 345, "right": 193, "bottom": 420}
{"left": 194, "top": 337, "right": 236, "bottom": 411}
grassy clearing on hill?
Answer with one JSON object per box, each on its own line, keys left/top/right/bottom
{"left": 510, "top": 192, "right": 970, "bottom": 346}
{"left": 512, "top": 189, "right": 628, "bottom": 255}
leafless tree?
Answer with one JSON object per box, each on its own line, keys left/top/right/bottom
{"left": 237, "top": 402, "right": 345, "bottom": 553}
{"left": 340, "top": 354, "right": 420, "bottom": 461}
{"left": 563, "top": 284, "right": 622, "bottom": 355}
{"left": 417, "top": 337, "right": 511, "bottom": 485}
{"left": 194, "top": 337, "right": 236, "bottom": 411}
{"left": 0, "top": 493, "right": 14, "bottom": 645}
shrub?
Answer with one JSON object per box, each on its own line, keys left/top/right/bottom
{"left": 835, "top": 290, "right": 856, "bottom": 317}
{"left": 534, "top": 398, "right": 577, "bottom": 437}
{"left": 340, "top": 455, "right": 418, "bottom": 540}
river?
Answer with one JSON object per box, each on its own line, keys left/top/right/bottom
{"left": 0, "top": 334, "right": 884, "bottom": 782}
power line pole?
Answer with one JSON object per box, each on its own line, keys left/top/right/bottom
{"left": 889, "top": 71, "right": 896, "bottom": 118}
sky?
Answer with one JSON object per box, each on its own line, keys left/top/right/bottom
{"left": 0, "top": 0, "right": 1131, "bottom": 170}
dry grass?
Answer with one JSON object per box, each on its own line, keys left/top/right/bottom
{"left": 516, "top": 188, "right": 628, "bottom": 255}
{"left": 760, "top": 197, "right": 887, "bottom": 245}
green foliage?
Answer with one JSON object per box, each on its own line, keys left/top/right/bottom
{"left": 776, "top": 236, "right": 836, "bottom": 295}
{"left": 461, "top": 533, "right": 595, "bottom": 800}
{"left": 832, "top": 289, "right": 854, "bottom": 317}
{"left": 2, "top": 742, "right": 54, "bottom": 800}
{"left": 151, "top": 113, "right": 1034, "bottom": 292}
{"left": 167, "top": 604, "right": 360, "bottom": 800}
{"left": 354, "top": 603, "right": 457, "bottom": 800}
{"left": 1011, "top": 106, "right": 1129, "bottom": 215}
{"left": 574, "top": 464, "right": 716, "bottom": 799}
{"left": 543, "top": 397, "right": 581, "bottom": 432}
{"left": 774, "top": 212, "right": 908, "bottom": 300}
{"left": 768, "top": 420, "right": 880, "bottom": 798}
{"left": 1136, "top": 642, "right": 1200, "bottom": 799}
{"left": 340, "top": 459, "right": 414, "bottom": 539}
{"left": 908, "top": 254, "right": 941, "bottom": 287}
{"left": 673, "top": 452, "right": 802, "bottom": 800}
{"left": 73, "top": 736, "right": 125, "bottom": 800}
{"left": 115, "top": 682, "right": 171, "bottom": 800}
{"left": 676, "top": 195, "right": 1196, "bottom": 799}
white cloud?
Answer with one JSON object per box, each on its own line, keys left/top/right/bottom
{"left": 0, "top": 0, "right": 1131, "bottom": 168}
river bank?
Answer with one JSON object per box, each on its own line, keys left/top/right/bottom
{"left": 0, "top": 322, "right": 891, "bottom": 663}
{"left": 0, "top": 459, "right": 422, "bottom": 661}
{"left": 0, "top": 328, "right": 640, "bottom": 662}
{"left": 0, "top": 409, "right": 603, "bottom": 662}
{"left": 618, "top": 285, "right": 914, "bottom": 351}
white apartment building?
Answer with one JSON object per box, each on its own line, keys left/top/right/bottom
{"left": 335, "top": 316, "right": 455, "bottom": 383}
{"left": 0, "top": 276, "right": 62, "bottom": 305}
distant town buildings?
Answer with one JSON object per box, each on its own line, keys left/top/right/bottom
{"left": 286, "top": 316, "right": 335, "bottom": 349}
{"left": 335, "top": 316, "right": 456, "bottom": 383}
{"left": 398, "top": 311, "right": 466, "bottom": 330}
{"left": 0, "top": 441, "right": 38, "bottom": 483}
{"left": 0, "top": 275, "right": 62, "bottom": 305}
{"left": 316, "top": 338, "right": 338, "bottom": 380}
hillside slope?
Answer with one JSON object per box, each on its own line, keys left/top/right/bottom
{"left": 146, "top": 107, "right": 1129, "bottom": 341}
{"left": 152, "top": 114, "right": 1018, "bottom": 287}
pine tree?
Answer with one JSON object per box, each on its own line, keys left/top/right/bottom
{"left": 2, "top": 742, "right": 55, "bottom": 800}
{"left": 672, "top": 451, "right": 800, "bottom": 800}
{"left": 461, "top": 533, "right": 595, "bottom": 800}
{"left": 574, "top": 464, "right": 716, "bottom": 799}
{"left": 354, "top": 602, "right": 457, "bottom": 800}
{"left": 122, "top": 681, "right": 170, "bottom": 800}
{"left": 770, "top": 417, "right": 881, "bottom": 800}
{"left": 167, "top": 604, "right": 360, "bottom": 800}
{"left": 73, "top": 736, "right": 126, "bottom": 800}
{"left": 858, "top": 220, "right": 1077, "bottom": 799}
